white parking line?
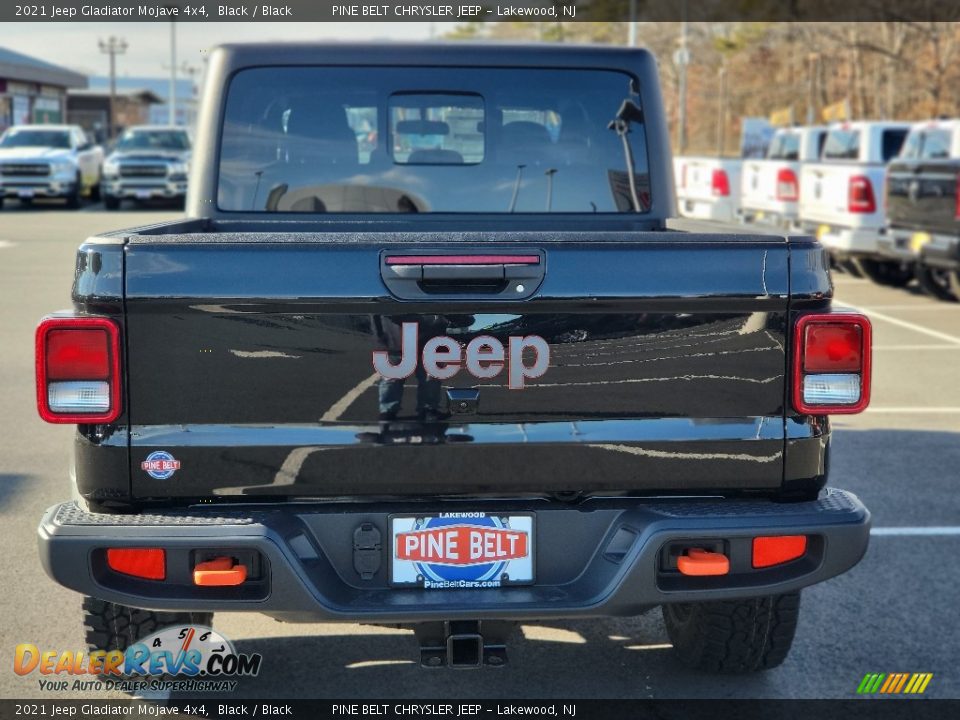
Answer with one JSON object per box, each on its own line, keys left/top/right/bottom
{"left": 0, "top": 240, "right": 15, "bottom": 249}
{"left": 871, "top": 527, "right": 960, "bottom": 536}
{"left": 837, "top": 300, "right": 960, "bottom": 346}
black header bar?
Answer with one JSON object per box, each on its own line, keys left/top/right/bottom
{"left": 5, "top": 0, "right": 960, "bottom": 23}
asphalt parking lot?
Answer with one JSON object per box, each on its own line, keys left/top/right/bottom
{"left": 0, "top": 203, "right": 957, "bottom": 700}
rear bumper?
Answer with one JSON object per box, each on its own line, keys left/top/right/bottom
{"left": 39, "top": 490, "right": 870, "bottom": 621}
{"left": 801, "top": 223, "right": 882, "bottom": 258}
{"left": 920, "top": 234, "right": 960, "bottom": 272}
{"left": 677, "top": 196, "right": 739, "bottom": 223}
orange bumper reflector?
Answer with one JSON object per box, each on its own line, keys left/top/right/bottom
{"left": 193, "top": 556, "right": 248, "bottom": 587}
{"left": 107, "top": 548, "right": 166, "bottom": 580}
{"left": 752, "top": 535, "right": 808, "bottom": 568}
{"left": 677, "top": 548, "right": 729, "bottom": 576}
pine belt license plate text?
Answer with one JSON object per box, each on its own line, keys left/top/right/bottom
{"left": 390, "top": 514, "right": 534, "bottom": 589}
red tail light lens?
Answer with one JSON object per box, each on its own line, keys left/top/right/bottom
{"left": 36, "top": 316, "right": 121, "bottom": 423}
{"left": 45, "top": 329, "right": 111, "bottom": 380}
{"left": 803, "top": 323, "right": 863, "bottom": 372}
{"left": 793, "top": 313, "right": 871, "bottom": 414}
{"left": 848, "top": 175, "right": 876, "bottom": 213}
{"left": 776, "top": 168, "right": 799, "bottom": 201}
{"left": 107, "top": 548, "right": 166, "bottom": 581}
{"left": 680, "top": 163, "right": 687, "bottom": 189}
{"left": 955, "top": 171, "right": 960, "bottom": 220}
{"left": 752, "top": 536, "right": 807, "bottom": 568}
{"left": 711, "top": 169, "right": 730, "bottom": 197}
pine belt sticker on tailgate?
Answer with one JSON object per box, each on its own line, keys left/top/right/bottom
{"left": 390, "top": 513, "right": 534, "bottom": 589}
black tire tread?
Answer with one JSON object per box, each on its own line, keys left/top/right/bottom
{"left": 663, "top": 592, "right": 801, "bottom": 673}
{"left": 916, "top": 264, "right": 958, "bottom": 302}
{"left": 852, "top": 258, "right": 912, "bottom": 287}
{"left": 82, "top": 596, "right": 213, "bottom": 652}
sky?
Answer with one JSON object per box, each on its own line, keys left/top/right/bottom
{"left": 2, "top": 22, "right": 451, "bottom": 79}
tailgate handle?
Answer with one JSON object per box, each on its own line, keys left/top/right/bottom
{"left": 381, "top": 252, "right": 545, "bottom": 300}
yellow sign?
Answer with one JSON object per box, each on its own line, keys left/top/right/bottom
{"left": 769, "top": 107, "right": 794, "bottom": 127}
{"left": 822, "top": 100, "right": 851, "bottom": 123}
{"left": 910, "top": 232, "right": 931, "bottom": 253}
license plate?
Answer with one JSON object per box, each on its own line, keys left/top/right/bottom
{"left": 390, "top": 513, "right": 534, "bottom": 589}
{"left": 910, "top": 232, "right": 931, "bottom": 252}
{"left": 817, "top": 224, "right": 830, "bottom": 240}
{"left": 136, "top": 190, "right": 153, "bottom": 199}
{"left": 18, "top": 190, "right": 34, "bottom": 198}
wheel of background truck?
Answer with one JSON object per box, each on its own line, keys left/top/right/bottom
{"left": 65, "top": 174, "right": 82, "bottom": 210}
{"left": 104, "top": 195, "right": 121, "bottom": 210}
{"left": 838, "top": 259, "right": 864, "bottom": 278}
{"left": 662, "top": 592, "right": 801, "bottom": 673}
{"left": 90, "top": 181, "right": 101, "bottom": 202}
{"left": 915, "top": 264, "right": 958, "bottom": 302}
{"left": 851, "top": 258, "right": 912, "bottom": 287}
{"left": 82, "top": 596, "right": 214, "bottom": 652}
{"left": 949, "top": 271, "right": 960, "bottom": 301}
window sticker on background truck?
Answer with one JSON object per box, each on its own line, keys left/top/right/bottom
{"left": 391, "top": 514, "right": 534, "bottom": 588}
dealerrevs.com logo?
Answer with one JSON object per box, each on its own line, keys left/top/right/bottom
{"left": 14, "top": 625, "right": 262, "bottom": 693}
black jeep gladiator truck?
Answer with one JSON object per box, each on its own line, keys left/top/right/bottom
{"left": 36, "top": 43, "right": 872, "bottom": 673}
{"left": 880, "top": 119, "right": 960, "bottom": 300}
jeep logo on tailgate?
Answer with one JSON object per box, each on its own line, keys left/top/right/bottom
{"left": 372, "top": 322, "right": 549, "bottom": 389}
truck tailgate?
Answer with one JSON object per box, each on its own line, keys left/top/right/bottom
{"left": 122, "top": 232, "right": 803, "bottom": 500}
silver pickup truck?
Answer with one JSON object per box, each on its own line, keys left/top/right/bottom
{"left": 0, "top": 124, "right": 103, "bottom": 209}
{"left": 101, "top": 125, "right": 191, "bottom": 209}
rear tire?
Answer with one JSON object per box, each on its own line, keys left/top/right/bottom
{"left": 82, "top": 596, "right": 214, "bottom": 652}
{"left": 662, "top": 592, "right": 801, "bottom": 673}
{"left": 104, "top": 195, "right": 121, "bottom": 211}
{"left": 90, "top": 181, "right": 101, "bottom": 202}
{"left": 838, "top": 259, "right": 864, "bottom": 278}
{"left": 916, "top": 264, "right": 958, "bottom": 302}
{"left": 65, "top": 174, "right": 82, "bottom": 210}
{"left": 852, "top": 258, "right": 913, "bottom": 287}
{"left": 949, "top": 271, "right": 960, "bottom": 300}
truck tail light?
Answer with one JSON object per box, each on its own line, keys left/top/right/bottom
{"left": 793, "top": 313, "right": 871, "bottom": 414}
{"left": 955, "top": 171, "right": 960, "bottom": 220}
{"left": 848, "top": 175, "right": 876, "bottom": 213}
{"left": 36, "top": 316, "right": 121, "bottom": 423}
{"left": 106, "top": 548, "right": 166, "bottom": 580}
{"left": 752, "top": 536, "right": 807, "bottom": 568}
{"left": 680, "top": 163, "right": 687, "bottom": 189}
{"left": 776, "top": 168, "right": 799, "bottom": 201}
{"left": 711, "top": 169, "right": 730, "bottom": 197}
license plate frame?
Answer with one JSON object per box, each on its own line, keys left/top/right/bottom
{"left": 18, "top": 190, "right": 35, "bottom": 199}
{"left": 389, "top": 513, "right": 535, "bottom": 589}
{"left": 136, "top": 190, "right": 153, "bottom": 200}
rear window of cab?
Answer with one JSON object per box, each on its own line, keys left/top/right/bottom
{"left": 217, "top": 66, "right": 651, "bottom": 214}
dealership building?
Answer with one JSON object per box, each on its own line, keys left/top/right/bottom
{"left": 0, "top": 46, "right": 87, "bottom": 132}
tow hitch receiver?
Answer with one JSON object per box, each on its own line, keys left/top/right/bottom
{"left": 677, "top": 548, "right": 730, "bottom": 576}
{"left": 415, "top": 621, "right": 512, "bottom": 669}
{"left": 193, "top": 556, "right": 248, "bottom": 586}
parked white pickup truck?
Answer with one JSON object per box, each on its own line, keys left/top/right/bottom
{"left": 0, "top": 125, "right": 103, "bottom": 209}
{"left": 740, "top": 126, "right": 826, "bottom": 229}
{"left": 674, "top": 156, "right": 741, "bottom": 223}
{"left": 798, "top": 121, "right": 911, "bottom": 280}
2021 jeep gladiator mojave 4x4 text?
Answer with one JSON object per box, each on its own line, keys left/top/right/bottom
{"left": 37, "top": 43, "right": 871, "bottom": 673}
